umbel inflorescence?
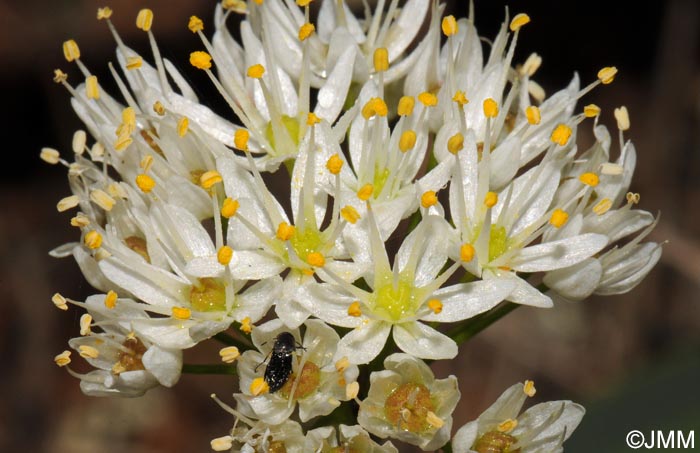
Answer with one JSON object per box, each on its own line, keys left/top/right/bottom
{"left": 44, "top": 0, "right": 661, "bottom": 451}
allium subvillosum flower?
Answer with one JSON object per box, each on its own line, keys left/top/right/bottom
{"left": 211, "top": 417, "right": 306, "bottom": 452}
{"left": 235, "top": 319, "right": 359, "bottom": 425}
{"left": 358, "top": 353, "right": 459, "bottom": 451}
{"left": 304, "top": 424, "right": 398, "bottom": 452}
{"left": 452, "top": 381, "right": 585, "bottom": 453}
{"left": 60, "top": 294, "right": 182, "bottom": 397}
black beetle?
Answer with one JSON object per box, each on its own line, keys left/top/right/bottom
{"left": 255, "top": 332, "right": 304, "bottom": 393}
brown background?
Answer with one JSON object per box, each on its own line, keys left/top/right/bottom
{"left": 1, "top": 0, "right": 698, "bottom": 451}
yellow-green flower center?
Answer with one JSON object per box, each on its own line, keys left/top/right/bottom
{"left": 372, "top": 275, "right": 420, "bottom": 322}
{"left": 384, "top": 382, "right": 435, "bottom": 433}
{"left": 373, "top": 165, "right": 391, "bottom": 198}
{"left": 472, "top": 430, "right": 521, "bottom": 453}
{"left": 265, "top": 114, "right": 300, "bottom": 156}
{"left": 289, "top": 226, "right": 323, "bottom": 263}
{"left": 488, "top": 224, "right": 508, "bottom": 262}
{"left": 189, "top": 278, "right": 226, "bottom": 312}
{"left": 278, "top": 361, "right": 320, "bottom": 400}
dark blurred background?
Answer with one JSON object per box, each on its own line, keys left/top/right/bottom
{"left": 1, "top": 0, "right": 698, "bottom": 452}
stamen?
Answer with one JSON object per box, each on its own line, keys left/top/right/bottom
{"left": 79, "top": 345, "right": 99, "bottom": 359}
{"left": 276, "top": 222, "right": 296, "bottom": 241}
{"left": 447, "top": 133, "right": 464, "bottom": 154}
{"left": 525, "top": 105, "right": 541, "bottom": 125}
{"left": 549, "top": 209, "right": 569, "bottom": 228}
{"left": 520, "top": 53, "right": 542, "bottom": 76}
{"left": 626, "top": 192, "right": 641, "bottom": 204}
{"left": 84, "top": 230, "right": 102, "bottom": 249}
{"left": 346, "top": 381, "right": 360, "bottom": 399}
{"left": 105, "top": 290, "right": 118, "bottom": 309}
{"left": 211, "top": 436, "right": 234, "bottom": 452}
{"left": 200, "top": 170, "right": 223, "bottom": 189}
{"left": 452, "top": 91, "right": 468, "bottom": 106}
{"left": 71, "top": 214, "right": 90, "bottom": 227}
{"left": 523, "top": 380, "right": 537, "bottom": 397}
{"left": 484, "top": 191, "right": 498, "bottom": 208}
{"left": 126, "top": 56, "right": 143, "bottom": 70}
{"left": 600, "top": 162, "right": 623, "bottom": 175}
{"left": 190, "top": 51, "right": 213, "bottom": 70}
{"left": 340, "top": 205, "right": 360, "bottom": 224}
{"left": 221, "top": 198, "right": 240, "bottom": 218}
{"left": 442, "top": 15, "right": 458, "bottom": 36}
{"left": 85, "top": 75, "right": 100, "bottom": 99}
{"left": 52, "top": 293, "right": 68, "bottom": 310}
{"left": 307, "top": 252, "right": 325, "bottom": 267}
{"left": 584, "top": 104, "right": 601, "bottom": 118}
{"left": 298, "top": 22, "right": 315, "bottom": 41}
{"left": 400, "top": 130, "right": 417, "bottom": 153}
{"left": 219, "top": 346, "right": 240, "bottom": 363}
{"left": 373, "top": 47, "right": 389, "bottom": 72}
{"left": 421, "top": 191, "right": 438, "bottom": 208}
{"left": 307, "top": 112, "right": 321, "bottom": 125}
{"left": 217, "top": 245, "right": 233, "bottom": 265}
{"left": 234, "top": 129, "right": 249, "bottom": 151}
{"left": 357, "top": 183, "right": 374, "bottom": 201}
{"left": 579, "top": 172, "right": 599, "bottom": 187}
{"left": 398, "top": 96, "right": 415, "bottom": 116}
{"left": 418, "top": 92, "right": 438, "bottom": 107}
{"left": 136, "top": 174, "right": 156, "bottom": 193}
{"left": 483, "top": 98, "right": 498, "bottom": 118}
{"left": 96, "top": 7, "right": 113, "bottom": 20}
{"left": 335, "top": 357, "right": 350, "bottom": 372}
{"left": 250, "top": 377, "right": 270, "bottom": 396}
{"left": 362, "top": 97, "right": 388, "bottom": 119}
{"left": 53, "top": 69, "right": 68, "bottom": 83}
{"left": 57, "top": 195, "right": 80, "bottom": 212}
{"left": 597, "top": 66, "right": 618, "bottom": 84}
{"left": 136, "top": 9, "right": 154, "bottom": 32}
{"left": 247, "top": 64, "right": 265, "bottom": 79}
{"left": 426, "top": 411, "right": 445, "bottom": 428}
{"left": 326, "top": 154, "right": 344, "bottom": 174}
{"left": 550, "top": 124, "right": 572, "bottom": 146}
{"left": 593, "top": 198, "right": 612, "bottom": 215}
{"left": 140, "top": 155, "right": 154, "bottom": 172}
{"left": 348, "top": 301, "right": 362, "bottom": 317}
{"left": 460, "top": 243, "right": 475, "bottom": 262}
{"left": 79, "top": 313, "right": 92, "bottom": 335}
{"left": 509, "top": 13, "right": 530, "bottom": 32}
{"left": 153, "top": 100, "right": 165, "bottom": 115}
{"left": 188, "top": 15, "right": 204, "bottom": 33}
{"left": 427, "top": 299, "right": 443, "bottom": 314}
{"left": 54, "top": 350, "right": 72, "bottom": 367}
{"left": 240, "top": 317, "right": 253, "bottom": 333}
{"left": 172, "top": 306, "right": 192, "bottom": 320}
{"left": 40, "top": 147, "right": 61, "bottom": 164}
{"left": 614, "top": 106, "right": 630, "bottom": 131}
{"left": 62, "top": 39, "right": 81, "bottom": 62}
{"left": 177, "top": 116, "right": 189, "bottom": 137}
{"left": 497, "top": 418, "right": 518, "bottom": 433}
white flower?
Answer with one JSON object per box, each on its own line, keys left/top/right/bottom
{"left": 300, "top": 211, "right": 515, "bottom": 364}
{"left": 304, "top": 424, "right": 398, "bottom": 453}
{"left": 358, "top": 353, "right": 459, "bottom": 451}
{"left": 453, "top": 381, "right": 584, "bottom": 453}
{"left": 221, "top": 418, "right": 306, "bottom": 452}
{"left": 235, "top": 319, "right": 359, "bottom": 425}
{"left": 65, "top": 294, "right": 181, "bottom": 397}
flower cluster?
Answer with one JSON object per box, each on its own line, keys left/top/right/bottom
{"left": 45, "top": 0, "right": 660, "bottom": 451}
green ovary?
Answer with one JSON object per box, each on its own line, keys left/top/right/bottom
{"left": 488, "top": 225, "right": 508, "bottom": 262}
{"left": 265, "top": 115, "right": 300, "bottom": 155}
{"left": 189, "top": 278, "right": 226, "bottom": 312}
{"left": 289, "top": 227, "right": 323, "bottom": 262}
{"left": 373, "top": 166, "right": 391, "bottom": 198}
{"left": 372, "top": 276, "right": 419, "bottom": 322}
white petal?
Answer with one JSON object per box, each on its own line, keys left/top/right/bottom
{"left": 229, "top": 250, "right": 286, "bottom": 280}
{"left": 315, "top": 46, "right": 355, "bottom": 123}
{"left": 142, "top": 346, "right": 182, "bottom": 387}
{"left": 336, "top": 321, "right": 390, "bottom": 365}
{"left": 508, "top": 233, "right": 608, "bottom": 272}
{"left": 543, "top": 258, "right": 603, "bottom": 301}
{"left": 392, "top": 323, "right": 457, "bottom": 360}
{"left": 423, "top": 279, "right": 517, "bottom": 322}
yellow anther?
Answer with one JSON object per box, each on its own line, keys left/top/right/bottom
{"left": 298, "top": 22, "right": 315, "bottom": 41}
{"left": 525, "top": 105, "right": 541, "bottom": 125}
{"left": 614, "top": 106, "right": 630, "bottom": 131}
{"left": 247, "top": 64, "right": 265, "bottom": 78}
{"left": 348, "top": 301, "right": 362, "bottom": 317}
{"left": 460, "top": 243, "right": 475, "bottom": 262}
{"left": 549, "top": 209, "right": 569, "bottom": 228}
{"left": 600, "top": 162, "right": 623, "bottom": 176}
{"left": 340, "top": 205, "right": 360, "bottom": 224}
{"left": 222, "top": 0, "right": 248, "bottom": 12}
{"left": 200, "top": 170, "right": 223, "bottom": 189}
{"left": 57, "top": 195, "right": 80, "bottom": 212}
{"left": 52, "top": 293, "right": 68, "bottom": 311}
{"left": 190, "top": 51, "right": 213, "bottom": 70}
{"left": 276, "top": 222, "right": 296, "bottom": 241}
{"left": 550, "top": 124, "right": 572, "bottom": 146}
{"left": 40, "top": 147, "right": 60, "bottom": 164}
{"left": 397, "top": 96, "right": 415, "bottom": 116}
{"left": 483, "top": 98, "right": 499, "bottom": 118}
{"left": 221, "top": 198, "right": 240, "bottom": 218}
{"left": 523, "top": 380, "right": 537, "bottom": 397}
{"left": 153, "top": 101, "right": 165, "bottom": 115}
{"left": 122, "top": 107, "right": 136, "bottom": 130}
{"left": 584, "top": 104, "right": 601, "bottom": 118}
{"left": 399, "top": 130, "right": 417, "bottom": 152}
{"left": 426, "top": 411, "right": 445, "bottom": 429}
{"left": 484, "top": 191, "right": 498, "bottom": 208}
{"left": 79, "top": 345, "right": 99, "bottom": 359}
{"left": 177, "top": 116, "right": 189, "bottom": 137}
{"left": 188, "top": 15, "right": 204, "bottom": 33}
{"left": 97, "top": 7, "right": 113, "bottom": 20}
{"left": 54, "top": 350, "right": 72, "bottom": 367}
{"left": 136, "top": 8, "right": 154, "bottom": 31}
{"left": 357, "top": 183, "right": 374, "bottom": 201}
{"left": 90, "top": 189, "right": 115, "bottom": 211}
{"left": 172, "top": 306, "right": 192, "bottom": 320}
{"left": 71, "top": 214, "right": 90, "bottom": 227}
{"left": 140, "top": 154, "right": 154, "bottom": 172}
{"left": 326, "top": 154, "right": 344, "bottom": 174}
{"left": 63, "top": 40, "right": 81, "bottom": 62}
{"left": 84, "top": 230, "right": 102, "bottom": 249}
{"left": 250, "top": 377, "right": 270, "bottom": 396}
{"left": 219, "top": 346, "right": 240, "bottom": 363}
{"left": 80, "top": 313, "right": 93, "bottom": 335}
{"left": 217, "top": 245, "right": 234, "bottom": 265}
{"left": 53, "top": 69, "right": 68, "bottom": 83}
{"left": 442, "top": 15, "right": 458, "bottom": 36}
{"left": 335, "top": 356, "right": 350, "bottom": 372}
{"left": 626, "top": 192, "right": 641, "bottom": 204}
{"left": 234, "top": 129, "right": 250, "bottom": 151}
{"left": 252, "top": 0, "right": 263, "bottom": 4}
{"left": 597, "top": 66, "right": 618, "bottom": 84}
{"left": 211, "top": 436, "right": 234, "bottom": 452}
{"left": 418, "top": 92, "right": 438, "bottom": 107}
{"left": 240, "top": 317, "right": 253, "bottom": 333}
{"left": 126, "top": 56, "right": 143, "bottom": 70}
{"left": 593, "top": 198, "right": 613, "bottom": 215}
{"left": 497, "top": 419, "right": 518, "bottom": 433}
{"left": 346, "top": 381, "right": 360, "bottom": 399}
{"left": 72, "top": 130, "right": 86, "bottom": 154}
{"left": 107, "top": 183, "right": 127, "bottom": 200}
{"left": 104, "top": 290, "right": 118, "bottom": 309}
{"left": 509, "top": 13, "right": 530, "bottom": 32}
{"left": 86, "top": 75, "right": 100, "bottom": 99}
{"left": 361, "top": 97, "right": 388, "bottom": 119}
{"left": 307, "top": 252, "right": 325, "bottom": 267}
{"left": 136, "top": 174, "right": 156, "bottom": 193}
{"left": 452, "top": 90, "right": 468, "bottom": 106}
{"left": 307, "top": 112, "right": 321, "bottom": 125}
{"left": 579, "top": 172, "right": 599, "bottom": 187}
{"left": 447, "top": 132, "right": 464, "bottom": 154}
{"left": 427, "top": 299, "right": 443, "bottom": 314}
{"left": 296, "top": 0, "right": 313, "bottom": 5}
{"left": 520, "top": 53, "right": 542, "bottom": 77}
{"left": 373, "top": 47, "right": 389, "bottom": 72}
{"left": 421, "top": 190, "right": 438, "bottom": 208}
